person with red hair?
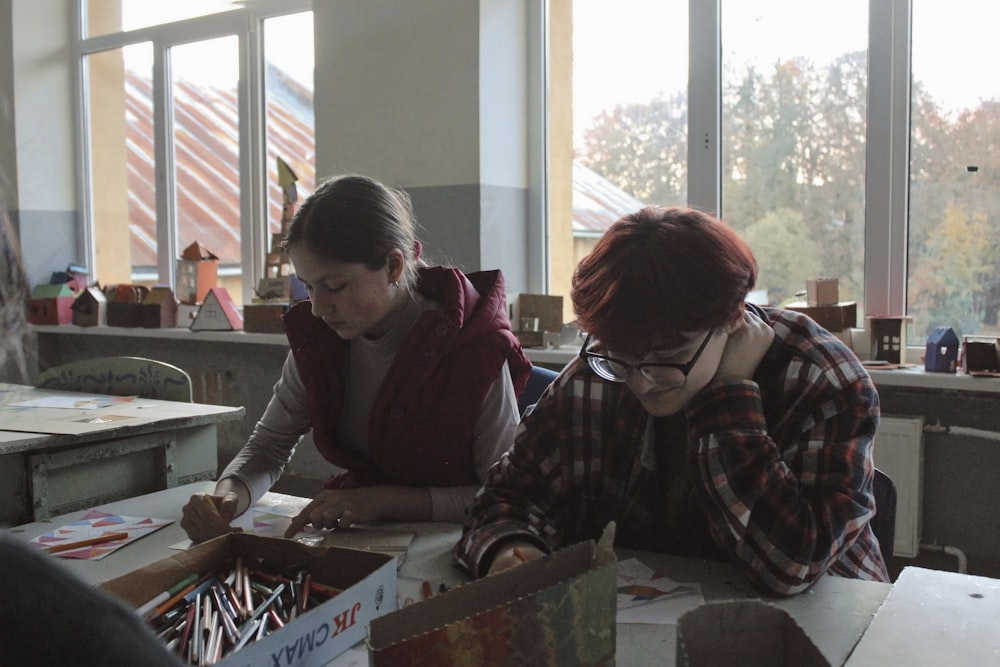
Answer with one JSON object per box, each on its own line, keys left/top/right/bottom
{"left": 455, "top": 206, "right": 888, "bottom": 597}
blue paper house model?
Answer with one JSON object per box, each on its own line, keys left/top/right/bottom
{"left": 925, "top": 327, "right": 959, "bottom": 373}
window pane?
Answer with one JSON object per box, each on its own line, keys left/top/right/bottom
{"left": 560, "top": 0, "right": 687, "bottom": 319}
{"left": 86, "top": 43, "right": 156, "bottom": 285}
{"left": 263, "top": 13, "right": 316, "bottom": 257}
{"left": 908, "top": 1, "right": 1000, "bottom": 340}
{"left": 721, "top": 1, "right": 867, "bottom": 313}
{"left": 170, "top": 36, "right": 242, "bottom": 303}
{"left": 86, "top": 0, "right": 238, "bottom": 38}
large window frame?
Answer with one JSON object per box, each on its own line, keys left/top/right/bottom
{"left": 71, "top": 0, "right": 311, "bottom": 305}
{"left": 688, "top": 0, "right": 909, "bottom": 319}
{"left": 542, "top": 0, "right": 914, "bottom": 346}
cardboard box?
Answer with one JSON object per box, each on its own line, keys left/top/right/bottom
{"left": 787, "top": 301, "right": 857, "bottom": 333}
{"left": 102, "top": 534, "right": 396, "bottom": 667}
{"left": 244, "top": 303, "right": 289, "bottom": 333}
{"left": 513, "top": 294, "right": 564, "bottom": 333}
{"left": 106, "top": 301, "right": 145, "bottom": 328}
{"left": 368, "top": 532, "right": 617, "bottom": 666}
{"left": 961, "top": 336, "right": 1000, "bottom": 376}
{"left": 676, "top": 601, "right": 830, "bottom": 667}
{"left": 514, "top": 330, "right": 546, "bottom": 348}
{"left": 140, "top": 287, "right": 179, "bottom": 329}
{"left": 806, "top": 278, "right": 839, "bottom": 307}
{"left": 105, "top": 284, "right": 150, "bottom": 328}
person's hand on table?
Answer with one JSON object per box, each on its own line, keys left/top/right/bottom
{"left": 284, "top": 487, "right": 391, "bottom": 538}
{"left": 180, "top": 492, "right": 242, "bottom": 544}
{"left": 487, "top": 541, "right": 546, "bottom": 576}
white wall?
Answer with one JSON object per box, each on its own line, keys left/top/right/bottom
{"left": 9, "top": 0, "right": 79, "bottom": 286}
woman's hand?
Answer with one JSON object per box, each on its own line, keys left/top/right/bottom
{"left": 486, "top": 541, "right": 546, "bottom": 576}
{"left": 712, "top": 309, "right": 775, "bottom": 384}
{"left": 180, "top": 492, "right": 242, "bottom": 544}
{"left": 285, "top": 486, "right": 406, "bottom": 538}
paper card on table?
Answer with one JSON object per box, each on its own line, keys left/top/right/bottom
{"left": 2, "top": 413, "right": 148, "bottom": 435}
{"left": 10, "top": 395, "right": 135, "bottom": 410}
{"left": 616, "top": 557, "right": 704, "bottom": 624}
{"left": 31, "top": 509, "right": 172, "bottom": 560}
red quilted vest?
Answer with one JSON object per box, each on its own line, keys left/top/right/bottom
{"left": 284, "top": 267, "right": 531, "bottom": 487}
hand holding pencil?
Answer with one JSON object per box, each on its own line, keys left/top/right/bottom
{"left": 180, "top": 491, "right": 243, "bottom": 544}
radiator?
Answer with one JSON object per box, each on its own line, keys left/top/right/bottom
{"left": 873, "top": 415, "right": 925, "bottom": 558}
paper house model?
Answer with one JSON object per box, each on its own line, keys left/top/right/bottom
{"left": 867, "top": 316, "right": 912, "bottom": 364}
{"left": 924, "top": 327, "right": 959, "bottom": 373}
{"left": 140, "top": 287, "right": 179, "bottom": 329}
{"left": 190, "top": 287, "right": 243, "bottom": 331}
{"left": 50, "top": 263, "right": 90, "bottom": 292}
{"left": 71, "top": 286, "right": 107, "bottom": 327}
{"left": 105, "top": 284, "right": 149, "bottom": 328}
{"left": 961, "top": 336, "right": 1000, "bottom": 376}
{"left": 28, "top": 283, "right": 75, "bottom": 325}
{"left": 176, "top": 241, "right": 219, "bottom": 305}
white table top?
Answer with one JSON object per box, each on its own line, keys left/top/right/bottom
{"left": 846, "top": 565, "right": 1000, "bottom": 665}
{"left": 0, "top": 383, "right": 244, "bottom": 453}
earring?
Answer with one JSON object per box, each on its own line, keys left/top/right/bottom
{"left": 391, "top": 281, "right": 400, "bottom": 288}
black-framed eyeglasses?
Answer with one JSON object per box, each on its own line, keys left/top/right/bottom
{"left": 579, "top": 329, "right": 715, "bottom": 388}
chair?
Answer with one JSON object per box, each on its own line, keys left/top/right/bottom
{"left": 872, "top": 468, "right": 897, "bottom": 563}
{"left": 517, "top": 366, "right": 560, "bottom": 417}
{"left": 36, "top": 356, "right": 194, "bottom": 402}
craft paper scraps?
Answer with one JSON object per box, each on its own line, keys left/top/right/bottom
{"left": 31, "top": 509, "right": 172, "bottom": 560}
{"left": 616, "top": 557, "right": 705, "bottom": 624}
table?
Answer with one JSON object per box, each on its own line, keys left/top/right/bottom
{"left": 0, "top": 384, "right": 244, "bottom": 525}
{"left": 846, "top": 565, "right": 1000, "bottom": 665}
{"left": 7, "top": 483, "right": 891, "bottom": 666}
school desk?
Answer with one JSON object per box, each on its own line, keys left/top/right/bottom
{"left": 7, "top": 482, "right": 896, "bottom": 666}
{"left": 0, "top": 383, "right": 244, "bottom": 525}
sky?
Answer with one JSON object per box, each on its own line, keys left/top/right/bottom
{"left": 115, "top": 0, "right": 996, "bottom": 134}
{"left": 118, "top": 2, "right": 314, "bottom": 89}
{"left": 572, "top": 0, "right": 999, "bottom": 144}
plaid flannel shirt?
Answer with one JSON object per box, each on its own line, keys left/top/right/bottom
{"left": 454, "top": 306, "right": 889, "bottom": 596}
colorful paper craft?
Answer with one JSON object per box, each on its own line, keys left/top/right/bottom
{"left": 616, "top": 557, "right": 704, "bottom": 624}
{"left": 31, "top": 509, "right": 172, "bottom": 560}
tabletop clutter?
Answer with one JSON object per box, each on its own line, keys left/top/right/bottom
{"left": 88, "top": 518, "right": 850, "bottom": 667}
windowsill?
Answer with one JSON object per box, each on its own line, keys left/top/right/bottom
{"left": 864, "top": 366, "right": 1000, "bottom": 394}
{"left": 521, "top": 345, "right": 1000, "bottom": 395}
{"left": 33, "top": 326, "right": 1000, "bottom": 395}
{"left": 31, "top": 324, "right": 288, "bottom": 346}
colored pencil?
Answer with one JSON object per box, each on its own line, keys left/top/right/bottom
{"left": 43, "top": 531, "right": 130, "bottom": 554}
{"left": 137, "top": 573, "right": 200, "bottom": 619}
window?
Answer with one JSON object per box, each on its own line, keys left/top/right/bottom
{"left": 721, "top": 1, "right": 868, "bottom": 310}
{"left": 557, "top": 0, "right": 998, "bottom": 349}
{"left": 908, "top": 0, "right": 1000, "bottom": 340}
{"left": 76, "top": 1, "right": 314, "bottom": 306}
